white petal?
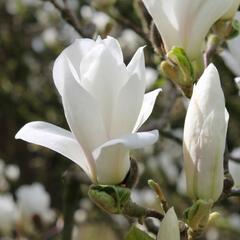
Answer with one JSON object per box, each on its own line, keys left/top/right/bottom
{"left": 97, "top": 36, "right": 124, "bottom": 63}
{"left": 188, "top": 0, "right": 233, "bottom": 58}
{"left": 143, "top": 0, "right": 232, "bottom": 59}
{"left": 110, "top": 74, "right": 145, "bottom": 137}
{"left": 80, "top": 43, "right": 128, "bottom": 134}
{"left": 142, "top": 0, "right": 181, "bottom": 53}
{"left": 195, "top": 111, "right": 225, "bottom": 200}
{"left": 194, "top": 64, "right": 225, "bottom": 117}
{"left": 53, "top": 39, "right": 95, "bottom": 95}
{"left": 157, "top": 208, "right": 180, "bottom": 240}
{"left": 62, "top": 69, "right": 107, "bottom": 154}
{"left": 15, "top": 121, "right": 94, "bottom": 180}
{"left": 134, "top": 89, "right": 161, "bottom": 131}
{"left": 93, "top": 130, "right": 159, "bottom": 184}
{"left": 127, "top": 47, "right": 146, "bottom": 83}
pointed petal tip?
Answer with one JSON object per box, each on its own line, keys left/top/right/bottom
{"left": 15, "top": 122, "right": 34, "bottom": 140}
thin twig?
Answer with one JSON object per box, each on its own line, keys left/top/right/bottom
{"left": 106, "top": 9, "right": 151, "bottom": 46}
{"left": 42, "top": 0, "right": 93, "bottom": 37}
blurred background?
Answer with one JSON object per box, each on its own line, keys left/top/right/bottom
{"left": 0, "top": 0, "right": 240, "bottom": 239}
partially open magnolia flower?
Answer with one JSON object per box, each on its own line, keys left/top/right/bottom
{"left": 142, "top": 0, "right": 233, "bottom": 60}
{"left": 183, "top": 64, "right": 229, "bottom": 202}
{"left": 16, "top": 37, "right": 160, "bottom": 184}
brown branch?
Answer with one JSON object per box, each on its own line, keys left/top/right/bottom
{"left": 42, "top": 0, "right": 93, "bottom": 38}
{"left": 106, "top": 9, "right": 151, "bottom": 46}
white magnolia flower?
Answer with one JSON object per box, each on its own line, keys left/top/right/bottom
{"left": 222, "top": 0, "right": 240, "bottom": 19}
{"left": 16, "top": 37, "right": 160, "bottom": 184}
{"left": 142, "top": 0, "right": 233, "bottom": 60}
{"left": 221, "top": 12, "right": 240, "bottom": 76}
{"left": 16, "top": 183, "right": 54, "bottom": 223}
{"left": 157, "top": 208, "right": 180, "bottom": 240}
{"left": 0, "top": 194, "right": 18, "bottom": 234}
{"left": 183, "top": 64, "right": 229, "bottom": 202}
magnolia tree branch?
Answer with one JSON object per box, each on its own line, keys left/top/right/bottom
{"left": 106, "top": 9, "right": 151, "bottom": 45}
{"left": 42, "top": 0, "right": 93, "bottom": 37}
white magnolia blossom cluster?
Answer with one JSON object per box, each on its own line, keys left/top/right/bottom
{"left": 12, "top": 0, "right": 240, "bottom": 239}
{"left": 0, "top": 183, "right": 55, "bottom": 236}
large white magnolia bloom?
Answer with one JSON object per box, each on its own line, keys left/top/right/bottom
{"left": 221, "top": 12, "right": 240, "bottom": 76}
{"left": 16, "top": 37, "right": 160, "bottom": 184}
{"left": 142, "top": 0, "right": 233, "bottom": 60}
{"left": 183, "top": 64, "right": 229, "bottom": 202}
{"left": 157, "top": 208, "right": 180, "bottom": 240}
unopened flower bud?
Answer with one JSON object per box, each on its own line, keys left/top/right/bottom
{"left": 183, "top": 64, "right": 229, "bottom": 202}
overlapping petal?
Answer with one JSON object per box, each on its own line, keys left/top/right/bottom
{"left": 15, "top": 121, "right": 93, "bottom": 179}
{"left": 134, "top": 89, "right": 161, "bottom": 131}
{"left": 93, "top": 130, "right": 159, "bottom": 184}
{"left": 53, "top": 39, "right": 95, "bottom": 95}
{"left": 62, "top": 66, "right": 107, "bottom": 154}
{"left": 80, "top": 43, "right": 129, "bottom": 134}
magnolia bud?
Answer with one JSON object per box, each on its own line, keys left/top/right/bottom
{"left": 160, "top": 47, "right": 195, "bottom": 97}
{"left": 157, "top": 208, "right": 180, "bottom": 240}
{"left": 183, "top": 64, "right": 229, "bottom": 202}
